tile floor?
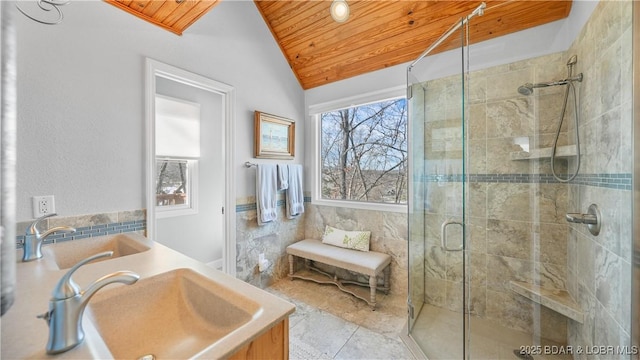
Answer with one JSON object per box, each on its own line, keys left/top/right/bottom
{"left": 268, "top": 278, "right": 571, "bottom": 360}
{"left": 267, "top": 278, "right": 414, "bottom": 360}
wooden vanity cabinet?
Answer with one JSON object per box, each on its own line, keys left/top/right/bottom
{"left": 229, "top": 318, "right": 289, "bottom": 360}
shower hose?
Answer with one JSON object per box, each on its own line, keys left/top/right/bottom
{"left": 550, "top": 79, "right": 581, "bottom": 183}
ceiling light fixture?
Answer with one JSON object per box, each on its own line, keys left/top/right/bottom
{"left": 330, "top": 0, "right": 349, "bottom": 23}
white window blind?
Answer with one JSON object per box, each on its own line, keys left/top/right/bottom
{"left": 155, "top": 94, "right": 201, "bottom": 158}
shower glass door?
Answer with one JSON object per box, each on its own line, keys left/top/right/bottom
{"left": 407, "top": 17, "right": 469, "bottom": 359}
{"left": 407, "top": 3, "right": 635, "bottom": 360}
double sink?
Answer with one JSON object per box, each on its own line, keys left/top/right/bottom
{"left": 8, "top": 233, "right": 287, "bottom": 359}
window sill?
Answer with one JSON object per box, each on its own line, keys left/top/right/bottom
{"left": 311, "top": 198, "right": 407, "bottom": 213}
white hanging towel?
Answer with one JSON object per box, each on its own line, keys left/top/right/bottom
{"left": 256, "top": 164, "right": 278, "bottom": 225}
{"left": 277, "top": 164, "right": 289, "bottom": 191}
{"left": 286, "top": 164, "right": 305, "bottom": 219}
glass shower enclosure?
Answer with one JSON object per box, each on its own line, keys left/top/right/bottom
{"left": 406, "top": 2, "right": 635, "bottom": 359}
{"left": 406, "top": 7, "right": 474, "bottom": 359}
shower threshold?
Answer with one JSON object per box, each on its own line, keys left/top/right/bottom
{"left": 407, "top": 304, "right": 571, "bottom": 360}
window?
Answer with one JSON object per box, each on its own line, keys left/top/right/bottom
{"left": 316, "top": 96, "right": 408, "bottom": 209}
{"left": 155, "top": 159, "right": 197, "bottom": 210}
{"left": 155, "top": 95, "right": 200, "bottom": 217}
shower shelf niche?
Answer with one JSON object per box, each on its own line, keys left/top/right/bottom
{"left": 510, "top": 144, "right": 578, "bottom": 161}
{"left": 510, "top": 281, "right": 584, "bottom": 323}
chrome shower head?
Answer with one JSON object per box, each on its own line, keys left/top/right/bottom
{"left": 517, "top": 83, "right": 534, "bottom": 96}
{"left": 517, "top": 82, "right": 554, "bottom": 95}
{"left": 516, "top": 76, "right": 582, "bottom": 96}
{"left": 519, "top": 55, "right": 583, "bottom": 96}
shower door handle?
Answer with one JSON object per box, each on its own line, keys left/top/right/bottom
{"left": 441, "top": 220, "right": 464, "bottom": 251}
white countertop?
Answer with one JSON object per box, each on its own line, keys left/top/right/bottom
{"left": 1, "top": 233, "right": 295, "bottom": 359}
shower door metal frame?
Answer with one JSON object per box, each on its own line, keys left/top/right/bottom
{"left": 403, "top": 3, "right": 486, "bottom": 359}
{"left": 632, "top": 0, "right": 639, "bottom": 354}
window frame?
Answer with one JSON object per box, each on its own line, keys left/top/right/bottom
{"left": 309, "top": 86, "right": 408, "bottom": 213}
{"left": 155, "top": 157, "right": 199, "bottom": 218}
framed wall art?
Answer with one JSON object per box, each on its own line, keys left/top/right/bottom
{"left": 254, "top": 111, "right": 295, "bottom": 159}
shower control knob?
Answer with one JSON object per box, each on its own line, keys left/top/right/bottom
{"left": 565, "top": 204, "right": 601, "bottom": 236}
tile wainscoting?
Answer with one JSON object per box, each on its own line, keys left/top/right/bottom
{"left": 303, "top": 204, "right": 408, "bottom": 297}
{"left": 236, "top": 193, "right": 409, "bottom": 299}
{"left": 15, "top": 210, "right": 146, "bottom": 249}
{"left": 235, "top": 193, "right": 307, "bottom": 288}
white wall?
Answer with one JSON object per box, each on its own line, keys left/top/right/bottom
{"left": 15, "top": 0, "right": 305, "bottom": 221}
{"left": 15, "top": 0, "right": 599, "bottom": 221}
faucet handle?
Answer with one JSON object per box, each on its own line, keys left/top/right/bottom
{"left": 26, "top": 213, "right": 58, "bottom": 235}
{"left": 51, "top": 251, "right": 114, "bottom": 300}
{"left": 37, "top": 310, "right": 53, "bottom": 325}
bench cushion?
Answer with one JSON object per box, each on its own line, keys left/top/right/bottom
{"left": 286, "top": 239, "right": 391, "bottom": 277}
{"left": 322, "top": 225, "right": 371, "bottom": 252}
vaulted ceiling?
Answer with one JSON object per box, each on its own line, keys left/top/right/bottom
{"left": 105, "top": 0, "right": 573, "bottom": 90}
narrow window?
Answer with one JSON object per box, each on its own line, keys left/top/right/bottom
{"left": 155, "top": 95, "right": 200, "bottom": 217}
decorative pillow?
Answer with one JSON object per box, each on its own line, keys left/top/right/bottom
{"left": 321, "top": 225, "right": 371, "bottom": 252}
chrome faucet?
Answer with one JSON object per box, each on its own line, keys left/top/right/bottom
{"left": 22, "top": 213, "right": 76, "bottom": 262}
{"left": 38, "top": 251, "right": 140, "bottom": 354}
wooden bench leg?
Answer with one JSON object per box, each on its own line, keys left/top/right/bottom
{"left": 369, "top": 275, "right": 377, "bottom": 311}
{"left": 383, "top": 265, "right": 391, "bottom": 294}
{"left": 288, "top": 254, "right": 295, "bottom": 279}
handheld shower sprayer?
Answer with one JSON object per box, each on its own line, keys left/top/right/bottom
{"left": 515, "top": 55, "right": 584, "bottom": 183}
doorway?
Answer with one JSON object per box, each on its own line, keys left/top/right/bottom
{"left": 145, "top": 58, "right": 236, "bottom": 275}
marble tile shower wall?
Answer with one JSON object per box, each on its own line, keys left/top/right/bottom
{"left": 565, "top": 1, "right": 633, "bottom": 357}
{"left": 415, "top": 0, "right": 633, "bottom": 349}
{"left": 420, "top": 51, "right": 571, "bottom": 343}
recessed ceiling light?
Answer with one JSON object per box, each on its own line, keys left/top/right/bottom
{"left": 330, "top": 0, "right": 349, "bottom": 23}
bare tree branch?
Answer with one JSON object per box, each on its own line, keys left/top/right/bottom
{"left": 320, "top": 98, "right": 408, "bottom": 204}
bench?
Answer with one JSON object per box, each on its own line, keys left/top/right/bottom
{"left": 286, "top": 239, "right": 391, "bottom": 310}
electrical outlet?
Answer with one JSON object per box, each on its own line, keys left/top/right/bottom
{"left": 258, "top": 253, "right": 270, "bottom": 272}
{"left": 32, "top": 195, "right": 55, "bottom": 218}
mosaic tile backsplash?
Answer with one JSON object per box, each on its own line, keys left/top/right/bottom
{"left": 15, "top": 210, "right": 146, "bottom": 249}
{"left": 424, "top": 173, "right": 632, "bottom": 190}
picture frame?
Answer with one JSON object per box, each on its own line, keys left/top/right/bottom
{"left": 254, "top": 111, "right": 295, "bottom": 159}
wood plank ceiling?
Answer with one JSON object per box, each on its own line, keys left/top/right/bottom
{"left": 104, "top": 0, "right": 572, "bottom": 89}
{"left": 104, "top": 0, "right": 221, "bottom": 35}
{"left": 255, "top": 1, "right": 573, "bottom": 89}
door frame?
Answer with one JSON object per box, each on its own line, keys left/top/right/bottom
{"left": 145, "top": 58, "right": 236, "bottom": 276}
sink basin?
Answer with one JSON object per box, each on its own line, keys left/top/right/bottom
{"left": 42, "top": 233, "right": 152, "bottom": 269}
{"left": 87, "top": 268, "right": 261, "bottom": 359}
